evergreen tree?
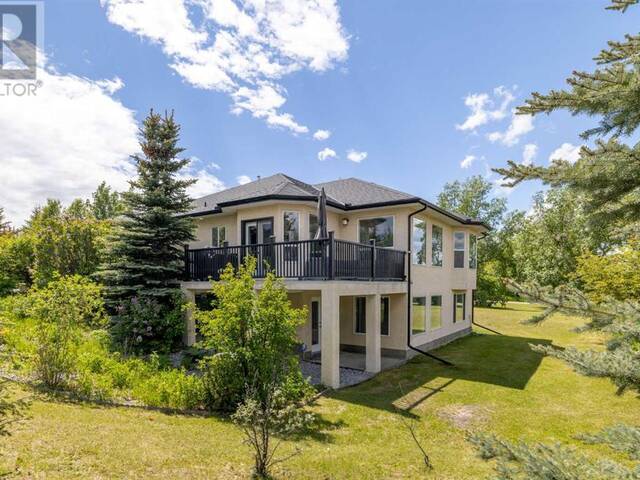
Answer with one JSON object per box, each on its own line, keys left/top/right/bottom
{"left": 98, "top": 110, "right": 195, "bottom": 310}
{"left": 494, "top": 0, "right": 640, "bottom": 234}
{"left": 473, "top": 2, "right": 640, "bottom": 477}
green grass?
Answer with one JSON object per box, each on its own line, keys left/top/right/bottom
{"left": 2, "top": 302, "right": 638, "bottom": 479}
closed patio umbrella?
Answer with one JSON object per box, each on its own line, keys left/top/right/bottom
{"left": 314, "top": 187, "right": 328, "bottom": 239}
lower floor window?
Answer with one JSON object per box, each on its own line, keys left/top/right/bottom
{"left": 355, "top": 296, "right": 366, "bottom": 334}
{"left": 453, "top": 292, "right": 466, "bottom": 323}
{"left": 412, "top": 297, "right": 426, "bottom": 334}
{"left": 381, "top": 296, "right": 390, "bottom": 335}
{"left": 430, "top": 295, "right": 442, "bottom": 330}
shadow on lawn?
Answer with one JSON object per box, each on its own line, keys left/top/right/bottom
{"left": 328, "top": 331, "right": 553, "bottom": 417}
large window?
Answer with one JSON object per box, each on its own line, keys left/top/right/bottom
{"left": 432, "top": 225, "right": 443, "bottom": 266}
{"left": 454, "top": 232, "right": 465, "bottom": 268}
{"left": 355, "top": 296, "right": 366, "bottom": 334}
{"left": 381, "top": 296, "right": 390, "bottom": 336}
{"left": 453, "top": 292, "right": 466, "bottom": 323}
{"left": 283, "top": 212, "right": 299, "bottom": 241}
{"left": 412, "top": 218, "right": 427, "bottom": 265}
{"left": 309, "top": 213, "right": 319, "bottom": 239}
{"left": 469, "top": 234, "right": 477, "bottom": 269}
{"left": 412, "top": 297, "right": 426, "bottom": 335}
{"left": 211, "top": 226, "right": 226, "bottom": 247}
{"left": 430, "top": 295, "right": 442, "bottom": 330}
{"left": 359, "top": 216, "right": 394, "bottom": 247}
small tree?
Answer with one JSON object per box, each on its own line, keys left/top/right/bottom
{"left": 196, "top": 257, "right": 314, "bottom": 478}
{"left": 90, "top": 182, "right": 124, "bottom": 221}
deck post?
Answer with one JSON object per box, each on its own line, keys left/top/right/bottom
{"left": 370, "top": 239, "right": 376, "bottom": 280}
{"left": 328, "top": 231, "right": 335, "bottom": 280}
{"left": 320, "top": 286, "right": 340, "bottom": 388}
{"left": 365, "top": 294, "right": 381, "bottom": 373}
{"left": 182, "top": 288, "right": 196, "bottom": 346}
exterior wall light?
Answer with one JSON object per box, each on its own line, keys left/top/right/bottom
{"left": 342, "top": 218, "right": 349, "bottom": 226}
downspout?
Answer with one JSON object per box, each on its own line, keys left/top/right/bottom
{"left": 407, "top": 204, "right": 454, "bottom": 367}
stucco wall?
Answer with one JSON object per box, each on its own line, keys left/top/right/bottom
{"left": 187, "top": 200, "right": 483, "bottom": 353}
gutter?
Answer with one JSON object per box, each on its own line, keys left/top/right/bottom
{"left": 406, "top": 203, "right": 454, "bottom": 367}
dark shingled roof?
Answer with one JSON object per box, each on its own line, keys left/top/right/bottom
{"left": 186, "top": 173, "right": 488, "bottom": 228}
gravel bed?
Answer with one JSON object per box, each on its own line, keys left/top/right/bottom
{"left": 299, "top": 360, "right": 373, "bottom": 388}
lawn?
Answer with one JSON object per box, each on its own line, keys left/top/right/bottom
{"left": 2, "top": 302, "right": 637, "bottom": 479}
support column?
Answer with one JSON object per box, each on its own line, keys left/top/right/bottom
{"left": 365, "top": 294, "right": 381, "bottom": 373}
{"left": 182, "top": 289, "right": 197, "bottom": 346}
{"left": 320, "top": 287, "right": 340, "bottom": 389}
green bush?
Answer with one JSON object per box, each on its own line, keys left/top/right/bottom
{"left": 200, "top": 353, "right": 244, "bottom": 412}
{"left": 110, "top": 294, "right": 185, "bottom": 354}
{"left": 133, "top": 368, "right": 204, "bottom": 410}
{"left": 25, "top": 276, "right": 106, "bottom": 388}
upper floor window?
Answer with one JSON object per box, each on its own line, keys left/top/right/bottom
{"left": 432, "top": 225, "right": 443, "bottom": 266}
{"left": 283, "top": 212, "right": 299, "bottom": 242}
{"left": 309, "top": 213, "right": 319, "bottom": 239}
{"left": 454, "top": 232, "right": 465, "bottom": 268}
{"left": 412, "top": 218, "right": 427, "bottom": 265}
{"left": 469, "top": 234, "right": 477, "bottom": 269}
{"left": 212, "top": 226, "right": 226, "bottom": 247}
{"left": 359, "top": 216, "right": 394, "bottom": 247}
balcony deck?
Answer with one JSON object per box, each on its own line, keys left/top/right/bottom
{"left": 184, "top": 236, "right": 406, "bottom": 282}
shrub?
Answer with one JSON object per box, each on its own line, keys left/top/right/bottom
{"left": 25, "top": 276, "right": 106, "bottom": 388}
{"left": 200, "top": 353, "right": 244, "bottom": 412}
{"left": 133, "top": 368, "right": 204, "bottom": 410}
{"left": 110, "top": 294, "right": 185, "bottom": 354}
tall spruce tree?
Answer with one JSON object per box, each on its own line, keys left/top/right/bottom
{"left": 472, "top": 2, "right": 640, "bottom": 478}
{"left": 99, "top": 111, "right": 195, "bottom": 310}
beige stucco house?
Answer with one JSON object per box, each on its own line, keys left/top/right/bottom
{"left": 181, "top": 174, "right": 489, "bottom": 388}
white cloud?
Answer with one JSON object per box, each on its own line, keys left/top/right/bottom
{"left": 313, "top": 129, "right": 331, "bottom": 141}
{"left": 456, "top": 85, "right": 515, "bottom": 132}
{"left": 522, "top": 143, "right": 538, "bottom": 166}
{"left": 0, "top": 66, "right": 139, "bottom": 226}
{"left": 317, "top": 147, "right": 337, "bottom": 161}
{"left": 101, "top": 0, "right": 349, "bottom": 134}
{"left": 487, "top": 112, "right": 534, "bottom": 146}
{"left": 237, "top": 174, "right": 252, "bottom": 185}
{"left": 460, "top": 154, "right": 476, "bottom": 169}
{"left": 346, "top": 149, "right": 367, "bottom": 163}
{"left": 548, "top": 142, "right": 582, "bottom": 164}
{"left": 181, "top": 169, "right": 226, "bottom": 198}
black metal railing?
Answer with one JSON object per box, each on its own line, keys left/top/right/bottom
{"left": 184, "top": 234, "right": 406, "bottom": 282}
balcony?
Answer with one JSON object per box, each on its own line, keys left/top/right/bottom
{"left": 184, "top": 235, "right": 406, "bottom": 282}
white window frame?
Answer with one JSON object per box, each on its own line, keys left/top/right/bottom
{"left": 211, "top": 225, "right": 226, "bottom": 247}
{"left": 453, "top": 231, "right": 465, "bottom": 269}
{"left": 429, "top": 294, "right": 443, "bottom": 331}
{"left": 453, "top": 292, "right": 466, "bottom": 323}
{"left": 431, "top": 224, "right": 444, "bottom": 267}
{"left": 357, "top": 215, "right": 395, "bottom": 248}
{"left": 411, "top": 296, "right": 427, "bottom": 336}
{"left": 283, "top": 211, "right": 300, "bottom": 242}
{"left": 412, "top": 217, "right": 427, "bottom": 265}
{"left": 309, "top": 213, "right": 319, "bottom": 240}
{"left": 469, "top": 234, "right": 477, "bottom": 269}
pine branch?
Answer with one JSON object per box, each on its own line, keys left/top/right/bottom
{"left": 579, "top": 425, "right": 640, "bottom": 460}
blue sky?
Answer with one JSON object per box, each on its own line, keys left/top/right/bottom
{"left": 2, "top": 0, "right": 638, "bottom": 224}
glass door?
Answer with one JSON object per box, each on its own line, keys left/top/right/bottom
{"left": 311, "top": 299, "right": 321, "bottom": 353}
{"left": 242, "top": 218, "right": 274, "bottom": 276}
